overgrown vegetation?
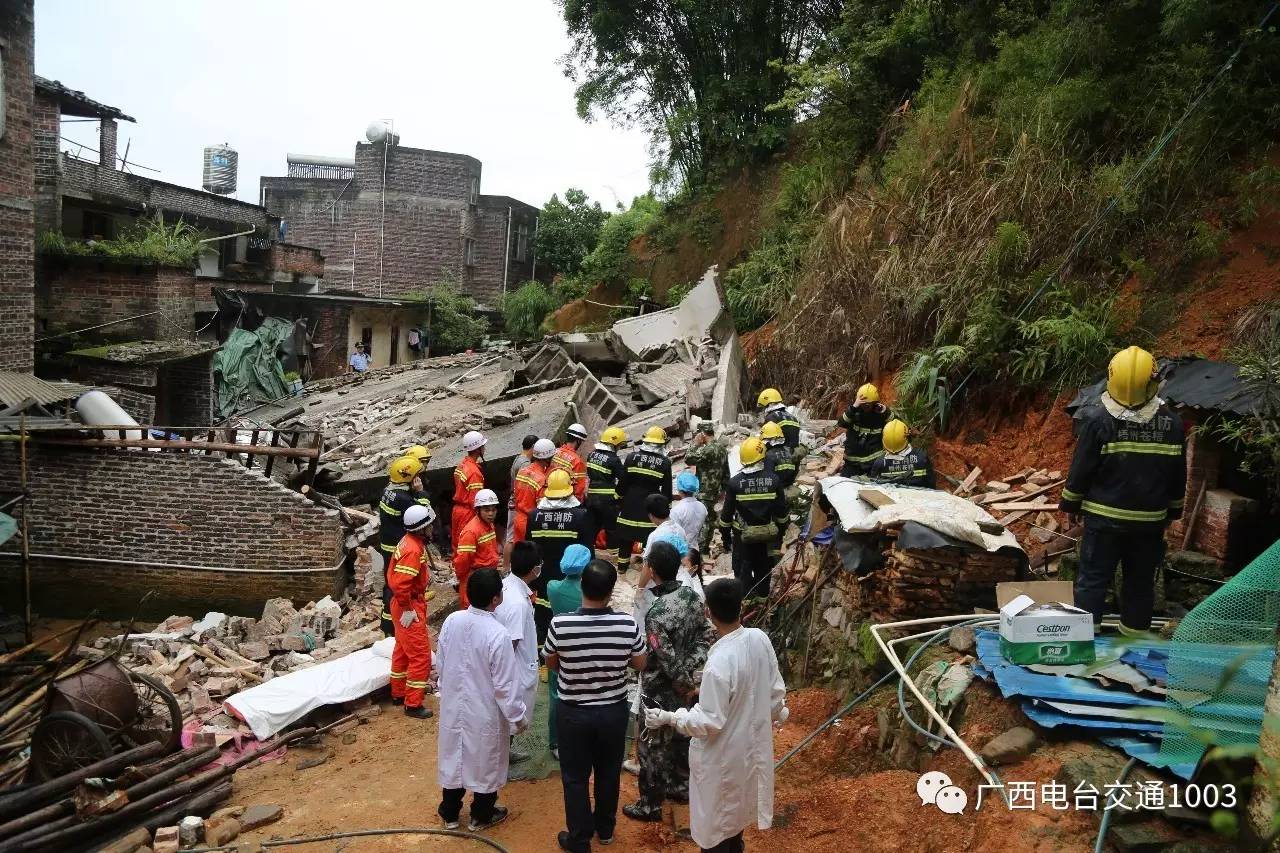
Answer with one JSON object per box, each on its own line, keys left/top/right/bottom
{"left": 1212, "top": 303, "right": 1280, "bottom": 501}
{"left": 38, "top": 219, "right": 206, "bottom": 267}
{"left": 410, "top": 277, "right": 488, "bottom": 354}
{"left": 742, "top": 0, "right": 1280, "bottom": 420}
{"left": 535, "top": 188, "right": 610, "bottom": 279}
{"left": 501, "top": 281, "right": 561, "bottom": 342}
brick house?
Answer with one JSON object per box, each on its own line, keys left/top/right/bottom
{"left": 0, "top": 1, "right": 36, "bottom": 372}
{"left": 261, "top": 141, "right": 538, "bottom": 307}
{"left": 66, "top": 340, "right": 218, "bottom": 426}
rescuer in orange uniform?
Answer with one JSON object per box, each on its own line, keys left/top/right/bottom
{"left": 552, "top": 423, "right": 590, "bottom": 501}
{"left": 388, "top": 503, "right": 437, "bottom": 719}
{"left": 512, "top": 438, "right": 557, "bottom": 541}
{"left": 451, "top": 431, "right": 488, "bottom": 554}
{"left": 453, "top": 488, "right": 501, "bottom": 610}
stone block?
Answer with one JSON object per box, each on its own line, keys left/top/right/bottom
{"left": 203, "top": 816, "right": 240, "bottom": 846}
{"left": 237, "top": 641, "right": 270, "bottom": 661}
{"left": 178, "top": 815, "right": 204, "bottom": 847}
{"left": 979, "top": 726, "right": 1039, "bottom": 765}
{"left": 239, "top": 804, "right": 284, "bottom": 832}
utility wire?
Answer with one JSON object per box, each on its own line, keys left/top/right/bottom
{"left": 945, "top": 2, "right": 1279, "bottom": 411}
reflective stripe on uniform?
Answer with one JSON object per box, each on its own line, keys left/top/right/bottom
{"left": 515, "top": 476, "right": 541, "bottom": 488}
{"left": 1062, "top": 488, "right": 1083, "bottom": 501}
{"left": 478, "top": 533, "right": 496, "bottom": 543}
{"left": 586, "top": 462, "right": 613, "bottom": 474}
{"left": 588, "top": 487, "right": 616, "bottom": 495}
{"left": 1169, "top": 498, "right": 1185, "bottom": 508}
{"left": 380, "top": 542, "right": 396, "bottom": 553}
{"left": 845, "top": 450, "right": 883, "bottom": 463}
{"left": 1081, "top": 500, "right": 1167, "bottom": 522}
{"left": 455, "top": 546, "right": 477, "bottom": 553}
{"left": 626, "top": 467, "right": 663, "bottom": 478}
{"left": 1100, "top": 442, "right": 1182, "bottom": 456}
{"left": 379, "top": 502, "right": 403, "bottom": 516}
{"left": 532, "top": 529, "right": 579, "bottom": 538}
{"left": 393, "top": 566, "right": 420, "bottom": 576}
{"left": 736, "top": 493, "right": 776, "bottom": 501}
{"left": 389, "top": 671, "right": 407, "bottom": 680}
{"left": 467, "top": 483, "right": 483, "bottom": 490}
{"left": 617, "top": 517, "right": 655, "bottom": 529}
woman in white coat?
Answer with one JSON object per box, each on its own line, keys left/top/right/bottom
{"left": 437, "top": 568, "right": 529, "bottom": 832}
{"left": 645, "top": 577, "right": 788, "bottom": 853}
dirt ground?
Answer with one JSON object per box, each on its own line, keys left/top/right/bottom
{"left": 228, "top": 683, "right": 1106, "bottom": 853}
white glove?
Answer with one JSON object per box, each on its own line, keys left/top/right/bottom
{"left": 399, "top": 609, "right": 419, "bottom": 629}
{"left": 644, "top": 708, "right": 676, "bottom": 730}
{"left": 774, "top": 706, "right": 790, "bottom": 730}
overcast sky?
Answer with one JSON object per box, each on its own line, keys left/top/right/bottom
{"left": 35, "top": 0, "right": 652, "bottom": 211}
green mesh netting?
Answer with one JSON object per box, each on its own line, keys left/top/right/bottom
{"left": 1158, "top": 538, "right": 1280, "bottom": 771}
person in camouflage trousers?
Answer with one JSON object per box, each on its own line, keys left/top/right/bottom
{"left": 624, "top": 541, "right": 713, "bottom": 822}
{"left": 683, "top": 423, "right": 727, "bottom": 551}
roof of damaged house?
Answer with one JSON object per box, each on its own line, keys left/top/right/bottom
{"left": 0, "top": 372, "right": 91, "bottom": 410}
{"left": 34, "top": 75, "right": 135, "bottom": 121}
{"left": 68, "top": 340, "right": 220, "bottom": 365}
{"left": 1067, "top": 356, "right": 1264, "bottom": 418}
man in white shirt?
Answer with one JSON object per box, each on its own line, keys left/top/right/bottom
{"left": 494, "top": 540, "right": 541, "bottom": 769}
{"left": 348, "top": 341, "right": 370, "bottom": 373}
{"left": 645, "top": 577, "right": 788, "bottom": 853}
{"left": 436, "top": 569, "right": 528, "bottom": 833}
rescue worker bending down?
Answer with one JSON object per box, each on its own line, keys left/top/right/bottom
{"left": 616, "top": 427, "right": 674, "bottom": 571}
{"left": 388, "top": 503, "right": 436, "bottom": 719}
{"left": 529, "top": 468, "right": 595, "bottom": 645}
{"left": 512, "top": 438, "right": 557, "bottom": 541}
{"left": 451, "top": 431, "right": 488, "bottom": 554}
{"left": 869, "top": 419, "right": 935, "bottom": 489}
{"left": 378, "top": 455, "right": 424, "bottom": 637}
{"left": 761, "top": 421, "right": 796, "bottom": 489}
{"left": 837, "top": 383, "right": 891, "bottom": 477}
{"left": 719, "top": 437, "right": 788, "bottom": 599}
{"left": 453, "top": 489, "right": 501, "bottom": 610}
{"left": 1059, "top": 346, "right": 1186, "bottom": 634}
{"left": 585, "top": 427, "right": 628, "bottom": 564}
{"left": 758, "top": 388, "right": 800, "bottom": 449}
{"left": 552, "top": 423, "right": 591, "bottom": 501}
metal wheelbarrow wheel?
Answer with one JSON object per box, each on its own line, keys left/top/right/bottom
{"left": 29, "top": 710, "right": 114, "bottom": 781}
{"left": 124, "top": 671, "right": 183, "bottom": 753}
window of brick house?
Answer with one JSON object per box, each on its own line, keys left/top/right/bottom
{"left": 469, "top": 176, "right": 479, "bottom": 205}
{"left": 361, "top": 327, "right": 373, "bottom": 357}
{"left": 516, "top": 222, "right": 528, "bottom": 263}
{"left": 464, "top": 238, "right": 476, "bottom": 267}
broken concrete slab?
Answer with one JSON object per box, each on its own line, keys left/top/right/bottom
{"left": 611, "top": 266, "right": 730, "bottom": 360}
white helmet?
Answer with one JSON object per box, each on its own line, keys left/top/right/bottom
{"left": 532, "top": 438, "right": 557, "bottom": 460}
{"left": 404, "top": 504, "right": 435, "bottom": 531}
{"left": 473, "top": 488, "right": 499, "bottom": 508}
{"left": 462, "top": 430, "right": 487, "bottom": 452}
{"left": 566, "top": 423, "right": 588, "bottom": 441}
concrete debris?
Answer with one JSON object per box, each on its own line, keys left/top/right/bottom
{"left": 238, "top": 804, "right": 284, "bottom": 832}
{"left": 153, "top": 826, "right": 180, "bottom": 853}
{"left": 178, "top": 815, "right": 204, "bottom": 847}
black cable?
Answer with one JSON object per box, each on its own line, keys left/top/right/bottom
{"left": 186, "top": 827, "right": 512, "bottom": 852}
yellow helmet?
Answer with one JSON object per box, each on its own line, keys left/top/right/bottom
{"left": 856, "top": 383, "right": 880, "bottom": 405}
{"left": 544, "top": 468, "right": 574, "bottom": 499}
{"left": 642, "top": 426, "right": 668, "bottom": 445}
{"left": 760, "top": 421, "right": 785, "bottom": 441}
{"left": 740, "top": 437, "right": 767, "bottom": 466}
{"left": 600, "top": 427, "right": 627, "bottom": 447}
{"left": 388, "top": 455, "right": 424, "bottom": 484}
{"left": 757, "top": 387, "right": 783, "bottom": 407}
{"left": 405, "top": 444, "right": 432, "bottom": 464}
{"left": 1107, "top": 346, "right": 1158, "bottom": 408}
{"left": 882, "top": 420, "right": 909, "bottom": 454}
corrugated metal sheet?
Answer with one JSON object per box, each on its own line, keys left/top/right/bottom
{"left": 1067, "top": 357, "right": 1262, "bottom": 417}
{"left": 0, "top": 372, "right": 90, "bottom": 409}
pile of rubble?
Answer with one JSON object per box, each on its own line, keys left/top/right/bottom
{"left": 84, "top": 594, "right": 384, "bottom": 732}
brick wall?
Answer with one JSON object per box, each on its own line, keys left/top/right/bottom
{"left": 0, "top": 444, "right": 345, "bottom": 618}
{"left": 99, "top": 118, "right": 117, "bottom": 169}
{"left": 260, "top": 177, "right": 354, "bottom": 278}
{"left": 471, "top": 199, "right": 539, "bottom": 306}
{"left": 0, "top": 1, "right": 35, "bottom": 372}
{"left": 38, "top": 259, "right": 201, "bottom": 340}
{"left": 308, "top": 302, "right": 351, "bottom": 379}
{"left": 32, "top": 89, "right": 59, "bottom": 234}
{"left": 269, "top": 242, "right": 325, "bottom": 278}
{"left": 101, "top": 384, "right": 156, "bottom": 423}
{"left": 162, "top": 355, "right": 215, "bottom": 426}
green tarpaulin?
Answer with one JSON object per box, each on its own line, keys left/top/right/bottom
{"left": 212, "top": 318, "right": 292, "bottom": 418}
{"left": 0, "top": 513, "right": 16, "bottom": 548}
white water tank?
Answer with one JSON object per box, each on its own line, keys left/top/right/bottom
{"left": 202, "top": 144, "right": 238, "bottom": 195}
{"left": 365, "top": 121, "right": 399, "bottom": 146}
{"left": 75, "top": 390, "right": 143, "bottom": 441}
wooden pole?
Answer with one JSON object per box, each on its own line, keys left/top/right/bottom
{"left": 0, "top": 741, "right": 165, "bottom": 822}
{"left": 18, "top": 417, "right": 30, "bottom": 645}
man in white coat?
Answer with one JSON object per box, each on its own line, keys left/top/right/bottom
{"left": 494, "top": 540, "right": 541, "bottom": 770}
{"left": 645, "top": 577, "right": 788, "bottom": 853}
{"left": 437, "top": 568, "right": 529, "bottom": 832}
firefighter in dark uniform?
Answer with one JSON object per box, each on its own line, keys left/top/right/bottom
{"left": 378, "top": 456, "right": 424, "bottom": 637}
{"left": 1060, "top": 346, "right": 1186, "bottom": 634}
{"left": 758, "top": 387, "right": 801, "bottom": 450}
{"left": 869, "top": 420, "right": 936, "bottom": 489}
{"left": 719, "top": 437, "right": 788, "bottom": 599}
{"left": 615, "top": 426, "right": 673, "bottom": 571}
{"left": 761, "top": 421, "right": 796, "bottom": 488}
{"left": 529, "top": 468, "right": 596, "bottom": 645}
{"left": 836, "top": 384, "right": 892, "bottom": 476}
{"left": 585, "top": 426, "right": 628, "bottom": 565}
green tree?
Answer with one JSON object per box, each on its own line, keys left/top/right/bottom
{"left": 536, "top": 188, "right": 610, "bottom": 278}
{"left": 559, "top": 0, "right": 841, "bottom": 185}
{"left": 412, "top": 277, "right": 488, "bottom": 354}
{"left": 501, "top": 281, "right": 562, "bottom": 342}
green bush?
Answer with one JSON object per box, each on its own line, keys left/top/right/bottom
{"left": 501, "top": 281, "right": 562, "bottom": 342}
{"left": 409, "top": 277, "right": 488, "bottom": 354}
{"left": 39, "top": 219, "right": 206, "bottom": 267}
{"left": 557, "top": 195, "right": 664, "bottom": 299}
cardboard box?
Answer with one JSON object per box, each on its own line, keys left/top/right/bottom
{"left": 997, "top": 581, "right": 1095, "bottom": 665}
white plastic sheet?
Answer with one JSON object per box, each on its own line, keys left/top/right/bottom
{"left": 819, "top": 476, "right": 1022, "bottom": 552}
{"left": 225, "top": 637, "right": 395, "bottom": 739}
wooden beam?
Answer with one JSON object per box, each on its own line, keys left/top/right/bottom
{"left": 990, "top": 501, "right": 1061, "bottom": 512}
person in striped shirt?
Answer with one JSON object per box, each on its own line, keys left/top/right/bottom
{"left": 545, "top": 560, "right": 647, "bottom": 852}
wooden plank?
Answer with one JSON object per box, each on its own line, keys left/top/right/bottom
{"left": 990, "top": 501, "right": 1061, "bottom": 512}
{"left": 999, "top": 510, "right": 1031, "bottom": 527}
{"left": 35, "top": 437, "right": 319, "bottom": 459}
{"left": 245, "top": 428, "right": 261, "bottom": 469}
{"left": 1181, "top": 482, "right": 1208, "bottom": 550}
{"left": 956, "top": 466, "right": 982, "bottom": 495}
{"left": 858, "top": 489, "right": 896, "bottom": 509}
{"left": 263, "top": 429, "right": 283, "bottom": 477}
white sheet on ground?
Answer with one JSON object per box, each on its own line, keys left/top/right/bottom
{"left": 819, "top": 476, "right": 1021, "bottom": 552}
{"left": 225, "top": 637, "right": 395, "bottom": 739}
